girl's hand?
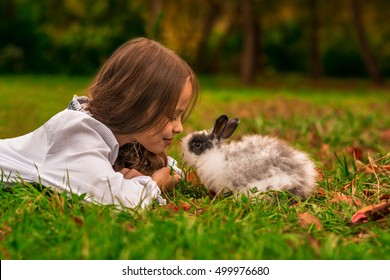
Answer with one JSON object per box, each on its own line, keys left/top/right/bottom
{"left": 120, "top": 168, "right": 144, "bottom": 179}
{"left": 151, "top": 167, "right": 180, "bottom": 192}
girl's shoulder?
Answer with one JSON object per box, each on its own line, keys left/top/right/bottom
{"left": 47, "top": 109, "right": 107, "bottom": 134}
{"left": 45, "top": 110, "right": 118, "bottom": 155}
{"left": 47, "top": 109, "right": 90, "bottom": 124}
{"left": 44, "top": 110, "right": 98, "bottom": 136}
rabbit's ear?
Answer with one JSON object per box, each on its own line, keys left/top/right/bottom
{"left": 212, "top": 115, "right": 229, "bottom": 138}
{"left": 220, "top": 117, "right": 239, "bottom": 140}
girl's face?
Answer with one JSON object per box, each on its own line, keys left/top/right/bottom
{"left": 115, "top": 79, "right": 193, "bottom": 154}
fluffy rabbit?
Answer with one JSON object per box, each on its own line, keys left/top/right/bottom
{"left": 181, "top": 115, "right": 317, "bottom": 199}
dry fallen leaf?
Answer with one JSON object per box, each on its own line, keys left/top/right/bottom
{"left": 306, "top": 233, "right": 321, "bottom": 254}
{"left": 0, "top": 225, "right": 12, "bottom": 241}
{"left": 346, "top": 146, "right": 364, "bottom": 160}
{"left": 351, "top": 201, "right": 390, "bottom": 224}
{"left": 179, "top": 201, "right": 192, "bottom": 211}
{"left": 316, "top": 188, "right": 326, "bottom": 196}
{"left": 72, "top": 216, "right": 84, "bottom": 226}
{"left": 316, "top": 187, "right": 362, "bottom": 207}
{"left": 379, "top": 129, "right": 390, "bottom": 142}
{"left": 320, "top": 143, "right": 330, "bottom": 153}
{"left": 355, "top": 156, "right": 390, "bottom": 174}
{"left": 298, "top": 212, "right": 323, "bottom": 230}
{"left": 124, "top": 223, "right": 136, "bottom": 232}
{"left": 310, "top": 124, "right": 322, "bottom": 147}
{"left": 350, "top": 229, "right": 376, "bottom": 243}
{"left": 331, "top": 192, "right": 363, "bottom": 207}
{"left": 162, "top": 202, "right": 180, "bottom": 212}
{"left": 380, "top": 194, "right": 390, "bottom": 200}
{"left": 316, "top": 168, "right": 325, "bottom": 181}
{"left": 186, "top": 171, "right": 201, "bottom": 185}
{"left": 364, "top": 165, "right": 378, "bottom": 174}
{"left": 162, "top": 201, "right": 192, "bottom": 212}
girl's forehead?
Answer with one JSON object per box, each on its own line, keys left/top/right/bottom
{"left": 176, "top": 80, "right": 193, "bottom": 109}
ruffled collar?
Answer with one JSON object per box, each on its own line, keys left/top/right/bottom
{"left": 67, "top": 95, "right": 92, "bottom": 116}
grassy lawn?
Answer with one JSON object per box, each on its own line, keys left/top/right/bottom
{"left": 0, "top": 74, "right": 389, "bottom": 260}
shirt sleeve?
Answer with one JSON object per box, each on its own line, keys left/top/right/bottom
{"left": 38, "top": 110, "right": 166, "bottom": 209}
{"left": 167, "top": 156, "right": 184, "bottom": 179}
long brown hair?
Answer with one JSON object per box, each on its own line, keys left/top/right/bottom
{"left": 87, "top": 37, "right": 199, "bottom": 174}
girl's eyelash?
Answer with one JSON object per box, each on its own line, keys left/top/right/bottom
{"left": 168, "top": 114, "right": 178, "bottom": 121}
{"left": 169, "top": 113, "right": 182, "bottom": 121}
{"left": 169, "top": 110, "right": 184, "bottom": 121}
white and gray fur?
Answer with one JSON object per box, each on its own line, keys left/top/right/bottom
{"left": 181, "top": 115, "right": 317, "bottom": 199}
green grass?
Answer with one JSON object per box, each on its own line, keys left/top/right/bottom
{"left": 1, "top": 74, "right": 390, "bottom": 260}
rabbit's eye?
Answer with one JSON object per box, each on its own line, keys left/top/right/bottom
{"left": 190, "top": 141, "right": 203, "bottom": 155}
{"left": 192, "top": 142, "right": 201, "bottom": 149}
{"left": 188, "top": 133, "right": 213, "bottom": 155}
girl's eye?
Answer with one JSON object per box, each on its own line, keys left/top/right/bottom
{"left": 169, "top": 114, "right": 181, "bottom": 121}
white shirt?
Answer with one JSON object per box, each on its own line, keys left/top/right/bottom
{"left": 0, "top": 108, "right": 180, "bottom": 209}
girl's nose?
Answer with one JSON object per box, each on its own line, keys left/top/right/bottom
{"left": 172, "top": 120, "right": 183, "bottom": 134}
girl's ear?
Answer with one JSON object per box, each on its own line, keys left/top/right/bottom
{"left": 220, "top": 117, "right": 239, "bottom": 140}
{"left": 212, "top": 114, "right": 229, "bottom": 138}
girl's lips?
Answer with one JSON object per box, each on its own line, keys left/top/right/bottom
{"left": 163, "top": 138, "right": 173, "bottom": 145}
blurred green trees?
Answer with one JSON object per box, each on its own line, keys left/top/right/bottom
{"left": 1, "top": 0, "right": 389, "bottom": 84}
{"left": 1, "top": 0, "right": 145, "bottom": 74}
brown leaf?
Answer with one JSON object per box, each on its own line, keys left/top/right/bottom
{"left": 162, "top": 201, "right": 191, "bottom": 212}
{"left": 363, "top": 164, "right": 390, "bottom": 174}
{"left": 310, "top": 124, "right": 322, "bottom": 146}
{"left": 346, "top": 146, "right": 364, "bottom": 160}
{"left": 195, "top": 208, "right": 206, "bottom": 215}
{"left": 186, "top": 171, "right": 201, "bottom": 185}
{"left": 162, "top": 202, "right": 180, "bottom": 212}
{"left": 351, "top": 212, "right": 368, "bottom": 224}
{"left": 331, "top": 192, "right": 363, "bottom": 207}
{"left": 316, "top": 188, "right": 326, "bottom": 196}
{"left": 350, "top": 229, "right": 376, "bottom": 243}
{"left": 316, "top": 168, "right": 325, "bottom": 181}
{"left": 298, "top": 212, "right": 323, "bottom": 230}
{"left": 379, "top": 129, "right": 390, "bottom": 142}
{"left": 179, "top": 201, "right": 192, "bottom": 211}
{"left": 380, "top": 194, "right": 390, "bottom": 200}
{"left": 306, "top": 234, "right": 321, "bottom": 254}
{"left": 364, "top": 166, "right": 376, "bottom": 174}
{"left": 72, "top": 216, "right": 84, "bottom": 226}
{"left": 320, "top": 143, "right": 330, "bottom": 153}
{"left": 356, "top": 155, "right": 390, "bottom": 174}
{"left": 351, "top": 201, "right": 390, "bottom": 224}
{"left": 124, "top": 223, "right": 136, "bottom": 232}
{"left": 0, "top": 225, "right": 12, "bottom": 241}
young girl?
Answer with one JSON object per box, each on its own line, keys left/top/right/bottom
{"left": 0, "top": 37, "right": 199, "bottom": 209}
